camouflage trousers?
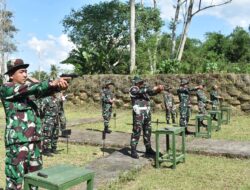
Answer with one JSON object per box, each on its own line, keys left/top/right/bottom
{"left": 130, "top": 110, "right": 152, "bottom": 148}
{"left": 198, "top": 102, "right": 207, "bottom": 124}
{"left": 102, "top": 104, "right": 112, "bottom": 128}
{"left": 42, "top": 117, "right": 53, "bottom": 151}
{"left": 179, "top": 106, "right": 190, "bottom": 128}
{"left": 5, "top": 141, "right": 42, "bottom": 190}
{"left": 51, "top": 122, "right": 59, "bottom": 151}
{"left": 59, "top": 112, "right": 66, "bottom": 131}
{"left": 211, "top": 104, "right": 219, "bottom": 120}
{"left": 165, "top": 106, "right": 176, "bottom": 122}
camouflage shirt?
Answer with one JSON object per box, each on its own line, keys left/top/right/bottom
{"left": 129, "top": 85, "right": 158, "bottom": 107}
{"left": 101, "top": 88, "right": 113, "bottom": 108}
{"left": 177, "top": 86, "right": 196, "bottom": 107}
{"left": 0, "top": 81, "right": 55, "bottom": 146}
{"left": 210, "top": 90, "right": 220, "bottom": 106}
{"left": 196, "top": 89, "right": 209, "bottom": 104}
{"left": 163, "top": 92, "right": 175, "bottom": 109}
{"left": 41, "top": 96, "right": 59, "bottom": 118}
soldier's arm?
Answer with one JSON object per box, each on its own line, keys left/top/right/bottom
{"left": 1, "top": 81, "right": 59, "bottom": 100}
{"left": 102, "top": 90, "right": 113, "bottom": 104}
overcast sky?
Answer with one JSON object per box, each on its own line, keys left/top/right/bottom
{"left": 7, "top": 0, "right": 250, "bottom": 73}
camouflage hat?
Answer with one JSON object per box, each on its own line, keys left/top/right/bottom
{"left": 105, "top": 80, "right": 114, "bottom": 86}
{"left": 180, "top": 78, "right": 189, "bottom": 85}
{"left": 5, "top": 59, "right": 29, "bottom": 75}
{"left": 133, "top": 76, "right": 144, "bottom": 84}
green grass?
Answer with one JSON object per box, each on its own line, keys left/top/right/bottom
{"left": 66, "top": 106, "right": 250, "bottom": 142}
{"left": 0, "top": 105, "right": 250, "bottom": 189}
{"left": 102, "top": 154, "right": 250, "bottom": 190}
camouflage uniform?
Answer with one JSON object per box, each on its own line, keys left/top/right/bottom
{"left": 101, "top": 80, "right": 114, "bottom": 133}
{"left": 210, "top": 89, "right": 221, "bottom": 120}
{"left": 41, "top": 95, "right": 60, "bottom": 153}
{"left": 130, "top": 76, "right": 163, "bottom": 158}
{"left": 57, "top": 93, "right": 66, "bottom": 131}
{"left": 0, "top": 80, "right": 57, "bottom": 190}
{"left": 163, "top": 90, "right": 176, "bottom": 124}
{"left": 0, "top": 58, "right": 62, "bottom": 190}
{"left": 196, "top": 87, "right": 210, "bottom": 126}
{"left": 177, "top": 79, "right": 198, "bottom": 130}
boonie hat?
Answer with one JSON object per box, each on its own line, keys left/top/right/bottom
{"left": 5, "top": 59, "right": 29, "bottom": 75}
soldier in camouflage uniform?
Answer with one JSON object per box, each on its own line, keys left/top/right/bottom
{"left": 101, "top": 80, "right": 115, "bottom": 134}
{"left": 0, "top": 59, "right": 68, "bottom": 190}
{"left": 41, "top": 93, "right": 60, "bottom": 156}
{"left": 210, "top": 84, "right": 223, "bottom": 120}
{"left": 57, "top": 92, "right": 67, "bottom": 131}
{"left": 196, "top": 83, "right": 211, "bottom": 127}
{"left": 177, "top": 79, "right": 200, "bottom": 134}
{"left": 163, "top": 87, "right": 176, "bottom": 124}
{"left": 129, "top": 76, "right": 164, "bottom": 159}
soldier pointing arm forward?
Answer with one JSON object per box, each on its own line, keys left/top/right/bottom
{"left": 129, "top": 76, "right": 164, "bottom": 159}
{"left": 0, "top": 59, "right": 68, "bottom": 190}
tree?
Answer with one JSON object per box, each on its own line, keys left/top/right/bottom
{"left": 50, "top": 64, "right": 59, "bottom": 80}
{"left": 130, "top": 0, "right": 136, "bottom": 73}
{"left": 62, "top": 0, "right": 163, "bottom": 75}
{"left": 0, "top": 2, "right": 18, "bottom": 78}
{"left": 224, "top": 27, "right": 250, "bottom": 63}
{"left": 29, "top": 71, "right": 49, "bottom": 81}
{"left": 62, "top": 0, "right": 130, "bottom": 74}
{"left": 175, "top": 0, "right": 232, "bottom": 61}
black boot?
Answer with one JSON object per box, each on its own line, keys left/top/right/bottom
{"left": 51, "top": 149, "right": 60, "bottom": 154}
{"left": 43, "top": 149, "right": 53, "bottom": 157}
{"left": 172, "top": 118, "right": 176, "bottom": 124}
{"left": 145, "top": 146, "right": 156, "bottom": 156}
{"left": 185, "top": 127, "right": 192, "bottom": 135}
{"left": 131, "top": 146, "right": 139, "bottom": 159}
{"left": 104, "top": 126, "right": 112, "bottom": 134}
{"left": 167, "top": 120, "right": 170, "bottom": 124}
{"left": 201, "top": 121, "right": 207, "bottom": 128}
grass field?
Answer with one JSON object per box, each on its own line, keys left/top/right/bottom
{"left": 0, "top": 104, "right": 250, "bottom": 189}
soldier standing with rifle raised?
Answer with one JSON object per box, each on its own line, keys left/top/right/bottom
{"left": 163, "top": 86, "right": 176, "bottom": 124}
{"left": 0, "top": 58, "right": 68, "bottom": 190}
{"left": 101, "top": 80, "right": 115, "bottom": 134}
{"left": 196, "top": 82, "right": 212, "bottom": 127}
{"left": 129, "top": 76, "right": 164, "bottom": 159}
{"left": 177, "top": 79, "right": 200, "bottom": 134}
{"left": 210, "top": 84, "right": 223, "bottom": 120}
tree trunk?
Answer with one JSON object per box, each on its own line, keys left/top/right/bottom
{"left": 130, "top": 0, "right": 136, "bottom": 74}
{"left": 153, "top": 0, "right": 157, "bottom": 8}
{"left": 170, "top": 0, "right": 181, "bottom": 60}
{"left": 176, "top": 0, "right": 193, "bottom": 61}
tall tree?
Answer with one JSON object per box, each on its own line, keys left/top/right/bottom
{"left": 50, "top": 64, "right": 59, "bottom": 80}
{"left": 62, "top": 0, "right": 162, "bottom": 75}
{"left": 176, "top": 0, "right": 232, "bottom": 61}
{"left": 0, "top": 2, "right": 18, "bottom": 78}
{"left": 130, "top": 0, "right": 136, "bottom": 74}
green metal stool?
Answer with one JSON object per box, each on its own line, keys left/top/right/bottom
{"left": 24, "top": 165, "right": 95, "bottom": 190}
{"left": 208, "top": 110, "right": 221, "bottom": 131}
{"left": 220, "top": 106, "right": 231, "bottom": 124}
{"left": 153, "top": 127, "right": 185, "bottom": 169}
{"left": 195, "top": 114, "right": 212, "bottom": 138}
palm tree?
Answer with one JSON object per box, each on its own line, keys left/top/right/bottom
{"left": 50, "top": 64, "right": 59, "bottom": 80}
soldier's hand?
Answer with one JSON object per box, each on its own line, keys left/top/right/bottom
{"left": 50, "top": 78, "right": 69, "bottom": 90}
{"left": 153, "top": 85, "right": 164, "bottom": 92}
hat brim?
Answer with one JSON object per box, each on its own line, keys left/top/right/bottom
{"left": 134, "top": 80, "right": 144, "bottom": 84}
{"left": 5, "top": 64, "right": 29, "bottom": 75}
